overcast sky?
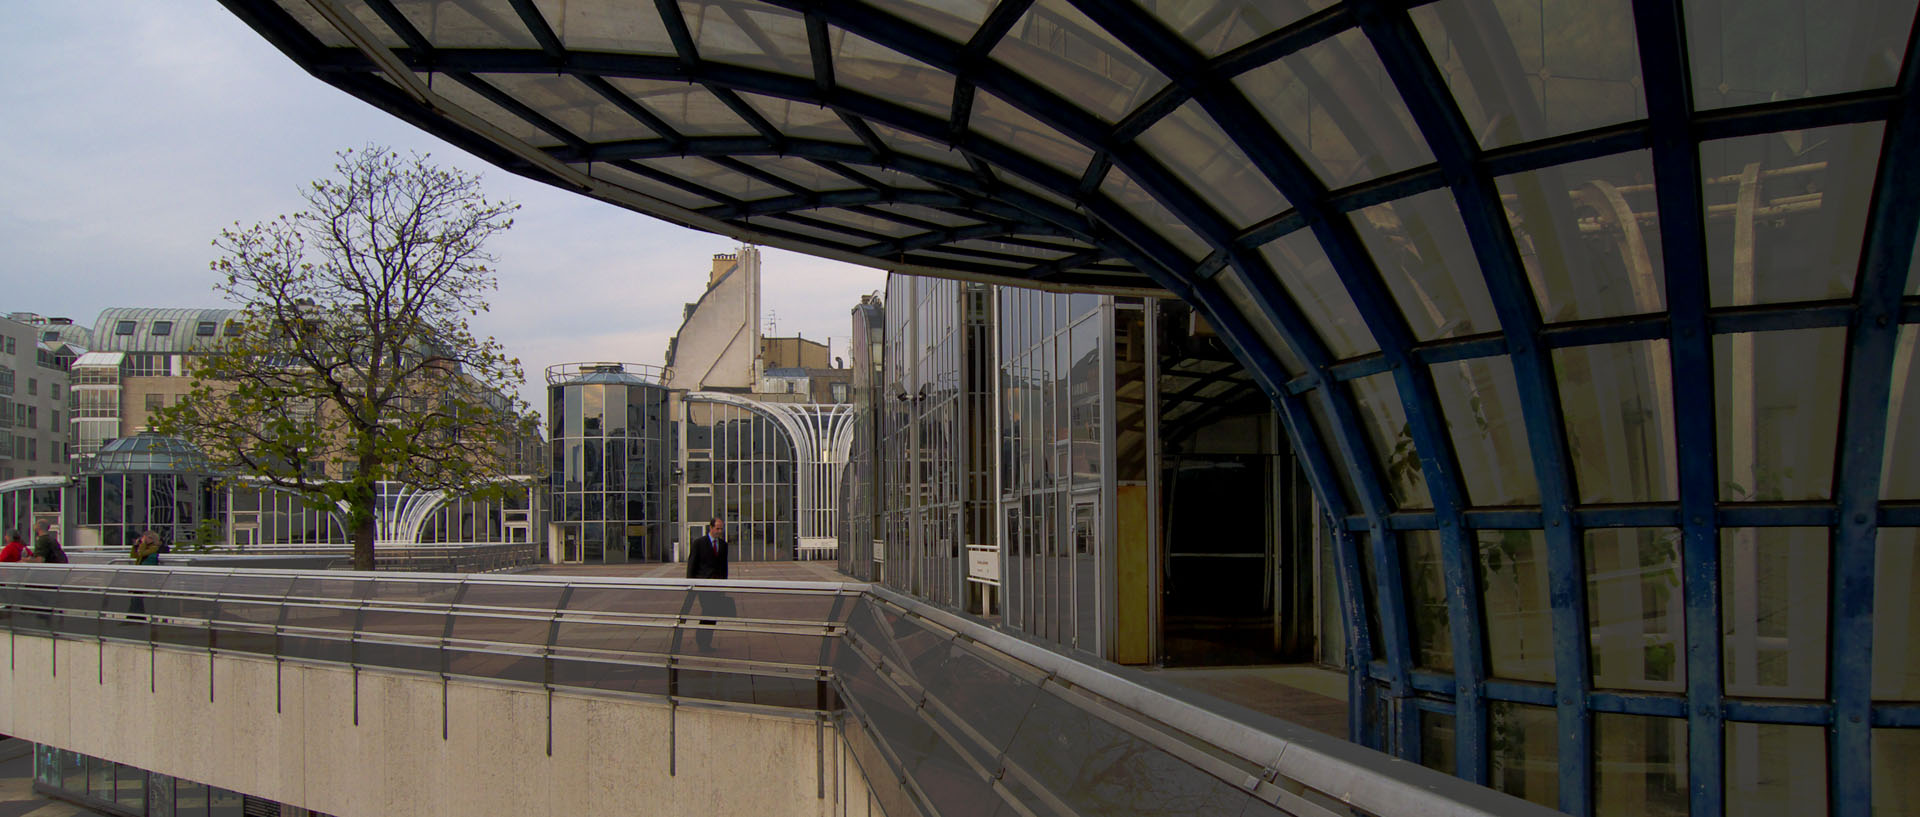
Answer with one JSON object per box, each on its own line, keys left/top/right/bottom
{"left": 0, "top": 3, "right": 887, "bottom": 416}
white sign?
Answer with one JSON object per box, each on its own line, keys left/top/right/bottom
{"left": 966, "top": 544, "right": 1000, "bottom": 585}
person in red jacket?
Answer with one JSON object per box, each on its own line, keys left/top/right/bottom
{"left": 0, "top": 532, "right": 27, "bottom": 562}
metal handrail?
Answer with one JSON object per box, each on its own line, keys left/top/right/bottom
{"left": 0, "top": 566, "right": 1560, "bottom": 817}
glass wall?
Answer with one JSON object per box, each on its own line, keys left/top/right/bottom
{"left": 839, "top": 299, "right": 885, "bottom": 581}
{"left": 681, "top": 397, "right": 796, "bottom": 561}
{"left": 877, "top": 275, "right": 974, "bottom": 607}
{"left": 0, "top": 480, "right": 63, "bottom": 542}
{"left": 33, "top": 744, "right": 313, "bottom": 817}
{"left": 547, "top": 364, "right": 671, "bottom": 563}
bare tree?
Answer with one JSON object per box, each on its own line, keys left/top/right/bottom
{"left": 154, "top": 146, "right": 540, "bottom": 570}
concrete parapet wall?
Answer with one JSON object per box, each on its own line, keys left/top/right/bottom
{"left": 0, "top": 634, "right": 871, "bottom": 817}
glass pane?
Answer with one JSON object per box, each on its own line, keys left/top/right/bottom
{"left": 1350, "top": 189, "right": 1499, "bottom": 340}
{"left": 1489, "top": 701, "right": 1559, "bottom": 809}
{"left": 678, "top": 0, "right": 810, "bottom": 75}
{"left": 1479, "top": 530, "right": 1554, "bottom": 682}
{"left": 1686, "top": 0, "right": 1919, "bottom": 110}
{"left": 480, "top": 73, "right": 657, "bottom": 144}
{"left": 1497, "top": 150, "right": 1665, "bottom": 322}
{"left": 1100, "top": 165, "right": 1209, "bottom": 258}
{"left": 1701, "top": 123, "right": 1885, "bottom": 306}
{"left": 1587, "top": 528, "right": 1685, "bottom": 692}
{"left": 1350, "top": 372, "right": 1432, "bottom": 509}
{"left": 831, "top": 29, "right": 956, "bottom": 119}
{"left": 1874, "top": 728, "right": 1920, "bottom": 817}
{"left": 1420, "top": 709, "right": 1458, "bottom": 776}
{"left": 1305, "top": 392, "right": 1362, "bottom": 511}
{"left": 1412, "top": 0, "right": 1646, "bottom": 149}
{"left": 1873, "top": 528, "right": 1920, "bottom": 700}
{"left": 1146, "top": 0, "right": 1332, "bottom": 57}
{"left": 1137, "top": 101, "right": 1287, "bottom": 228}
{"left": 1260, "top": 228, "right": 1378, "bottom": 358}
{"left": 1403, "top": 531, "right": 1451, "bottom": 671}
{"left": 1555, "top": 340, "right": 1679, "bottom": 504}
{"left": 1882, "top": 326, "right": 1920, "bottom": 498}
{"left": 970, "top": 91, "right": 1094, "bottom": 176}
{"left": 990, "top": 0, "right": 1169, "bottom": 123}
{"left": 1432, "top": 356, "right": 1540, "bottom": 506}
{"left": 1715, "top": 329, "right": 1846, "bottom": 500}
{"left": 1595, "top": 713, "right": 1688, "bottom": 817}
{"left": 605, "top": 78, "right": 751, "bottom": 136}
{"left": 1721, "top": 528, "right": 1828, "bottom": 699}
{"left": 1215, "top": 265, "right": 1304, "bottom": 376}
{"left": 1726, "top": 722, "right": 1828, "bottom": 817}
{"left": 393, "top": 0, "right": 538, "bottom": 48}
{"left": 1234, "top": 28, "right": 1433, "bottom": 187}
{"left": 557, "top": 0, "right": 675, "bottom": 54}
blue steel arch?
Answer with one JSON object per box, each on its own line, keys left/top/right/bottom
{"left": 221, "top": 1, "right": 1920, "bottom": 814}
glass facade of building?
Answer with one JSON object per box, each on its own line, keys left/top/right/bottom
{"left": 680, "top": 395, "right": 797, "bottom": 561}
{"left": 33, "top": 744, "right": 309, "bottom": 817}
{"left": 547, "top": 363, "right": 672, "bottom": 563}
{"left": 229, "top": 2, "right": 1920, "bottom": 813}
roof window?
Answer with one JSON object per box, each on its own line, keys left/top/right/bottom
{"left": 151, "top": 321, "right": 173, "bottom": 336}
{"left": 114, "top": 321, "right": 135, "bottom": 336}
{"left": 196, "top": 321, "right": 216, "bottom": 337}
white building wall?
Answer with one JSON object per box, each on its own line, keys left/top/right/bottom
{"left": 0, "top": 315, "right": 73, "bottom": 480}
{"left": 663, "top": 246, "right": 762, "bottom": 392}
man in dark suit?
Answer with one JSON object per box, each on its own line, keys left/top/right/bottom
{"left": 686, "top": 517, "right": 733, "bottom": 651}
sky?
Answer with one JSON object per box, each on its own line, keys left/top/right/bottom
{"left": 0, "top": 3, "right": 887, "bottom": 417}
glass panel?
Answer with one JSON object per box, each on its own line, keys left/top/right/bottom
{"left": 1701, "top": 123, "right": 1885, "bottom": 306}
{"left": 1420, "top": 709, "right": 1458, "bottom": 776}
{"left": 1555, "top": 340, "right": 1679, "bottom": 504}
{"left": 1350, "top": 373, "right": 1431, "bottom": 509}
{"left": 392, "top": 0, "right": 538, "bottom": 48}
{"left": 1234, "top": 28, "right": 1433, "bottom": 187}
{"left": 422, "top": 72, "right": 562, "bottom": 148}
{"left": 557, "top": 0, "right": 675, "bottom": 54}
{"left": 1432, "top": 356, "right": 1540, "bottom": 506}
{"left": 1874, "top": 728, "right": 1920, "bottom": 817}
{"left": 1721, "top": 527, "right": 1828, "bottom": 699}
{"left": 1489, "top": 701, "right": 1559, "bottom": 809}
{"left": 887, "top": 0, "right": 993, "bottom": 42}
{"left": 634, "top": 155, "right": 786, "bottom": 200}
{"left": 1714, "top": 328, "right": 1846, "bottom": 500}
{"left": 1881, "top": 326, "right": 1920, "bottom": 498}
{"left": 582, "top": 162, "right": 718, "bottom": 209}
{"left": 1305, "top": 391, "right": 1361, "bottom": 511}
{"left": 604, "top": 78, "right": 751, "bottom": 136}
{"left": 1100, "top": 165, "right": 1209, "bottom": 257}
{"left": 1686, "top": 0, "right": 1919, "bottom": 110}
{"left": 480, "top": 73, "right": 657, "bottom": 144}
{"left": 678, "top": 0, "right": 810, "bottom": 75}
{"left": 1214, "top": 266, "right": 1304, "bottom": 376}
{"left": 1587, "top": 528, "right": 1685, "bottom": 692}
{"left": 1411, "top": 0, "right": 1646, "bottom": 150}
{"left": 990, "top": 0, "right": 1169, "bottom": 123}
{"left": 1595, "top": 713, "right": 1688, "bottom": 817}
{"left": 735, "top": 94, "right": 861, "bottom": 145}
{"left": 969, "top": 90, "right": 1095, "bottom": 176}
{"left": 1478, "top": 530, "right": 1553, "bottom": 682}
{"left": 1260, "top": 228, "right": 1378, "bottom": 358}
{"left": 1874, "top": 528, "right": 1920, "bottom": 700}
{"left": 832, "top": 30, "right": 957, "bottom": 119}
{"left": 1726, "top": 722, "right": 1828, "bottom": 817}
{"left": 1497, "top": 150, "right": 1665, "bottom": 322}
{"left": 1137, "top": 101, "right": 1286, "bottom": 228}
{"left": 1350, "top": 189, "right": 1499, "bottom": 339}
{"left": 1403, "top": 531, "right": 1451, "bottom": 671}
{"left": 1146, "top": 0, "right": 1332, "bottom": 57}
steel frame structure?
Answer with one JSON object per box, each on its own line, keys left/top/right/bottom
{"left": 219, "top": 2, "right": 1920, "bottom": 814}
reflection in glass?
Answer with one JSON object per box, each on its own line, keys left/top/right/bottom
{"left": 1412, "top": 0, "right": 1645, "bottom": 149}
{"left": 1497, "top": 151, "right": 1664, "bottom": 323}
{"left": 1479, "top": 530, "right": 1554, "bottom": 682}
{"left": 1350, "top": 189, "right": 1500, "bottom": 340}
{"left": 1881, "top": 326, "right": 1920, "bottom": 498}
{"left": 1686, "top": 0, "right": 1918, "bottom": 110}
{"left": 1420, "top": 709, "right": 1458, "bottom": 776}
{"left": 1432, "top": 356, "right": 1540, "bottom": 507}
{"left": 1587, "top": 528, "right": 1685, "bottom": 692}
{"left": 1726, "top": 722, "right": 1827, "bottom": 817}
{"left": 1403, "top": 531, "right": 1451, "bottom": 671}
{"left": 1596, "top": 713, "right": 1687, "bottom": 817}
{"left": 1489, "top": 701, "right": 1559, "bottom": 810}
{"left": 1721, "top": 528, "right": 1828, "bottom": 699}
{"left": 1874, "top": 728, "right": 1920, "bottom": 816}
{"left": 1873, "top": 528, "right": 1920, "bottom": 700}
{"left": 1714, "top": 329, "right": 1845, "bottom": 501}
{"left": 1555, "top": 340, "right": 1678, "bottom": 504}
{"left": 1138, "top": 101, "right": 1286, "bottom": 228}
{"left": 1261, "top": 229, "right": 1378, "bottom": 358}
{"left": 1349, "top": 373, "right": 1431, "bottom": 510}
{"left": 1234, "top": 29, "right": 1432, "bottom": 187}
{"left": 991, "top": 0, "right": 1169, "bottom": 123}
{"left": 1701, "top": 124, "right": 1885, "bottom": 306}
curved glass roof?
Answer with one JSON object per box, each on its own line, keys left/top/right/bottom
{"left": 86, "top": 431, "right": 211, "bottom": 473}
{"left": 224, "top": 2, "right": 1920, "bottom": 814}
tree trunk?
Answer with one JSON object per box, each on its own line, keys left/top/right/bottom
{"left": 350, "top": 481, "right": 378, "bottom": 571}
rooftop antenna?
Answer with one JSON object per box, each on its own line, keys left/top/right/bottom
{"left": 764, "top": 308, "right": 778, "bottom": 337}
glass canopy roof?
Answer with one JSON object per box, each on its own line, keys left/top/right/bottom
{"left": 222, "top": 2, "right": 1920, "bottom": 815}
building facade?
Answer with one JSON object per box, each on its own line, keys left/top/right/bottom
{"left": 0, "top": 314, "right": 77, "bottom": 480}
{"left": 546, "top": 362, "right": 673, "bottom": 563}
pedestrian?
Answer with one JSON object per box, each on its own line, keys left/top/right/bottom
{"left": 0, "top": 532, "right": 26, "bottom": 562}
{"left": 131, "top": 531, "right": 163, "bottom": 566}
{"left": 685, "top": 516, "right": 734, "bottom": 652}
{"left": 31, "top": 519, "right": 67, "bottom": 564}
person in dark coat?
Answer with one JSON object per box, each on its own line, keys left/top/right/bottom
{"left": 686, "top": 517, "right": 733, "bottom": 651}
